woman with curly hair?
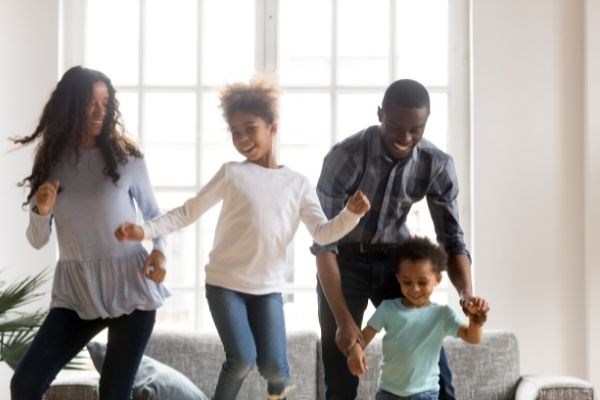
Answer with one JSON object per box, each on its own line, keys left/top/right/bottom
{"left": 115, "top": 76, "right": 370, "bottom": 399}
{"left": 10, "top": 65, "right": 170, "bottom": 400}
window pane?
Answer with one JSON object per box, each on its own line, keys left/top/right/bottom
{"left": 278, "top": 146, "right": 329, "bottom": 186}
{"left": 116, "top": 91, "right": 139, "bottom": 139}
{"left": 338, "top": 0, "right": 389, "bottom": 86}
{"left": 144, "top": 0, "right": 197, "bottom": 85}
{"left": 201, "top": 144, "right": 243, "bottom": 183}
{"left": 336, "top": 93, "right": 381, "bottom": 141}
{"left": 201, "top": 0, "right": 255, "bottom": 85}
{"left": 279, "top": 0, "right": 331, "bottom": 86}
{"left": 200, "top": 92, "right": 230, "bottom": 145}
{"left": 284, "top": 291, "right": 319, "bottom": 332}
{"left": 426, "top": 92, "right": 448, "bottom": 151}
{"left": 156, "top": 290, "right": 195, "bottom": 331}
{"left": 288, "top": 226, "right": 319, "bottom": 287}
{"left": 279, "top": 93, "right": 330, "bottom": 145}
{"left": 144, "top": 93, "right": 196, "bottom": 144}
{"left": 145, "top": 144, "right": 196, "bottom": 186}
{"left": 155, "top": 192, "right": 197, "bottom": 288}
{"left": 86, "top": 0, "right": 139, "bottom": 85}
{"left": 396, "top": 0, "right": 448, "bottom": 85}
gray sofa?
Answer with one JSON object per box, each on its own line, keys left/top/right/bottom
{"left": 46, "top": 330, "right": 594, "bottom": 400}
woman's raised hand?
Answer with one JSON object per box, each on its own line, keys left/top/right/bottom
{"left": 34, "top": 180, "right": 60, "bottom": 216}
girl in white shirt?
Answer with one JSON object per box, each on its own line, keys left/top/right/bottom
{"left": 115, "top": 77, "right": 370, "bottom": 400}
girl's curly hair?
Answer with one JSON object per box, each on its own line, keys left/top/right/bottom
{"left": 12, "top": 66, "right": 142, "bottom": 206}
{"left": 219, "top": 75, "right": 279, "bottom": 124}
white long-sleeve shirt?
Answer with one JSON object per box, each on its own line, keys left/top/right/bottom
{"left": 143, "top": 161, "right": 362, "bottom": 294}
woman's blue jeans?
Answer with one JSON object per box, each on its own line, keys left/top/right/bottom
{"left": 10, "top": 307, "right": 155, "bottom": 400}
{"left": 376, "top": 389, "right": 439, "bottom": 400}
{"left": 206, "top": 284, "right": 290, "bottom": 400}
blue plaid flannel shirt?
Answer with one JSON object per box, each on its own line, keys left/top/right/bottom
{"left": 311, "top": 125, "right": 470, "bottom": 259}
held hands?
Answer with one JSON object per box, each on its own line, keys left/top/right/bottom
{"left": 346, "top": 343, "right": 368, "bottom": 376}
{"left": 335, "top": 319, "right": 365, "bottom": 358}
{"left": 461, "top": 296, "right": 489, "bottom": 327}
{"left": 142, "top": 250, "right": 167, "bottom": 283}
{"left": 34, "top": 180, "right": 60, "bottom": 215}
{"left": 346, "top": 191, "right": 370, "bottom": 215}
{"left": 114, "top": 222, "right": 145, "bottom": 242}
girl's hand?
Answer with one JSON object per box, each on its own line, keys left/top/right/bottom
{"left": 34, "top": 180, "right": 60, "bottom": 216}
{"left": 347, "top": 191, "right": 370, "bottom": 215}
{"left": 114, "top": 222, "right": 144, "bottom": 242}
{"left": 142, "top": 250, "right": 167, "bottom": 283}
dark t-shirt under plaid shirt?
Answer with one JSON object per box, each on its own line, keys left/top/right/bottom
{"left": 311, "top": 125, "right": 470, "bottom": 258}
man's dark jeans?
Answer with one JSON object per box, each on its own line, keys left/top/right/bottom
{"left": 317, "top": 249, "right": 456, "bottom": 400}
{"left": 11, "top": 307, "right": 156, "bottom": 400}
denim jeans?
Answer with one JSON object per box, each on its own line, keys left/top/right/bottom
{"left": 205, "top": 284, "right": 290, "bottom": 400}
{"left": 11, "top": 307, "right": 156, "bottom": 400}
{"left": 317, "top": 249, "right": 456, "bottom": 400}
{"left": 376, "top": 389, "right": 439, "bottom": 400}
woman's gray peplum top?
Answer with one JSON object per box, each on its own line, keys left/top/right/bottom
{"left": 26, "top": 148, "right": 170, "bottom": 320}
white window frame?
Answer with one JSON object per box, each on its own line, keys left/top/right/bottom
{"left": 59, "top": 0, "right": 472, "bottom": 330}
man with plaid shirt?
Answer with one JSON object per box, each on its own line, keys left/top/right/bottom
{"left": 312, "top": 79, "right": 479, "bottom": 400}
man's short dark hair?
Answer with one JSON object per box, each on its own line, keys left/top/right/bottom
{"left": 394, "top": 236, "right": 447, "bottom": 274}
{"left": 382, "top": 79, "right": 430, "bottom": 113}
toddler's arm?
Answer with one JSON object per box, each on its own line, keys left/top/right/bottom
{"left": 345, "top": 325, "right": 377, "bottom": 376}
{"left": 458, "top": 296, "right": 489, "bottom": 344}
{"left": 346, "top": 342, "right": 367, "bottom": 376}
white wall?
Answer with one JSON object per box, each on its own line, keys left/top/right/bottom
{"left": 0, "top": 0, "right": 597, "bottom": 398}
{"left": 0, "top": 1, "right": 59, "bottom": 398}
{"left": 472, "top": 0, "right": 592, "bottom": 384}
{"left": 584, "top": 0, "right": 600, "bottom": 391}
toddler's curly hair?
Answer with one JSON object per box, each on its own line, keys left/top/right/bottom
{"left": 219, "top": 76, "right": 279, "bottom": 125}
{"left": 394, "top": 236, "right": 448, "bottom": 274}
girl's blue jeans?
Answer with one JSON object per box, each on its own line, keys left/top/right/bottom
{"left": 376, "top": 389, "right": 439, "bottom": 400}
{"left": 205, "top": 284, "right": 290, "bottom": 400}
{"left": 10, "top": 307, "right": 155, "bottom": 400}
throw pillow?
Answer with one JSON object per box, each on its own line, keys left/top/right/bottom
{"left": 87, "top": 341, "right": 208, "bottom": 400}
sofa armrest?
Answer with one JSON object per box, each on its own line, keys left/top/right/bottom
{"left": 515, "top": 374, "right": 594, "bottom": 400}
{"left": 45, "top": 370, "right": 99, "bottom": 400}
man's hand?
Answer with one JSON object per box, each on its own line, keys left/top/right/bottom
{"left": 346, "top": 191, "right": 370, "bottom": 215}
{"left": 461, "top": 295, "right": 490, "bottom": 326}
{"left": 115, "top": 222, "right": 144, "bottom": 242}
{"left": 335, "top": 318, "right": 365, "bottom": 357}
{"left": 142, "top": 250, "right": 167, "bottom": 283}
{"left": 35, "top": 180, "right": 60, "bottom": 216}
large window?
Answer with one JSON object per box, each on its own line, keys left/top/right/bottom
{"left": 60, "top": 0, "right": 470, "bottom": 332}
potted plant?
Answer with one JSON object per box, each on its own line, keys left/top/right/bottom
{"left": 0, "top": 269, "right": 47, "bottom": 370}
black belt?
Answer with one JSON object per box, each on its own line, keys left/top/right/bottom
{"left": 338, "top": 243, "right": 397, "bottom": 254}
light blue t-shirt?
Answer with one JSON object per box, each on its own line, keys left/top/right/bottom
{"left": 367, "top": 299, "right": 464, "bottom": 397}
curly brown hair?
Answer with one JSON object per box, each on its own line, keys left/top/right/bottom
{"left": 394, "top": 236, "right": 448, "bottom": 274}
{"left": 219, "top": 76, "right": 279, "bottom": 125}
{"left": 12, "top": 66, "right": 142, "bottom": 206}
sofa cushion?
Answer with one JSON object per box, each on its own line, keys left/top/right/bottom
{"left": 143, "top": 330, "right": 320, "bottom": 399}
{"left": 444, "top": 330, "right": 520, "bottom": 400}
{"left": 87, "top": 342, "right": 208, "bottom": 400}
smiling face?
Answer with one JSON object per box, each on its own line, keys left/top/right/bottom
{"left": 378, "top": 104, "right": 429, "bottom": 160}
{"left": 228, "top": 111, "right": 277, "bottom": 168}
{"left": 396, "top": 259, "right": 441, "bottom": 308}
{"left": 83, "top": 81, "right": 109, "bottom": 148}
